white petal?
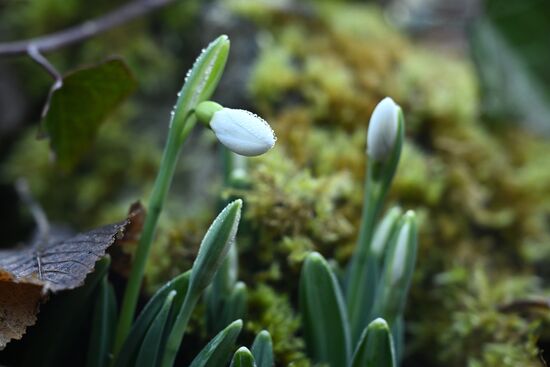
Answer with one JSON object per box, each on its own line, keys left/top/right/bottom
{"left": 367, "top": 97, "right": 400, "bottom": 161}
{"left": 211, "top": 108, "right": 276, "bottom": 156}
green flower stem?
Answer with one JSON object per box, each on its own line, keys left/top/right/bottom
{"left": 346, "top": 115, "right": 404, "bottom": 342}
{"left": 346, "top": 162, "right": 384, "bottom": 341}
{"left": 113, "top": 34, "right": 229, "bottom": 355}
{"left": 114, "top": 117, "right": 194, "bottom": 354}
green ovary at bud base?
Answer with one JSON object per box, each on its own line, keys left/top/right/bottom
{"left": 196, "top": 100, "right": 223, "bottom": 125}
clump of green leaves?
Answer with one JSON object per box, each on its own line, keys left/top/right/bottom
{"left": 299, "top": 98, "right": 418, "bottom": 366}
{"left": 111, "top": 199, "right": 243, "bottom": 367}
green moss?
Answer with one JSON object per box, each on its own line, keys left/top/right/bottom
{"left": 247, "top": 284, "right": 310, "bottom": 366}
{"left": 249, "top": 39, "right": 299, "bottom": 107}
{"left": 236, "top": 1, "right": 550, "bottom": 365}
{"left": 424, "top": 265, "right": 548, "bottom": 366}
{"left": 236, "top": 147, "right": 356, "bottom": 265}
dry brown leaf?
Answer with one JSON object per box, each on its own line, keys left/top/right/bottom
{"left": 109, "top": 201, "right": 146, "bottom": 278}
{"left": 0, "top": 203, "right": 144, "bottom": 349}
{"left": 0, "top": 276, "right": 42, "bottom": 349}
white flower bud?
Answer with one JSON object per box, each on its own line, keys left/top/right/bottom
{"left": 367, "top": 97, "right": 400, "bottom": 161}
{"left": 390, "top": 210, "right": 416, "bottom": 285}
{"left": 210, "top": 108, "right": 276, "bottom": 156}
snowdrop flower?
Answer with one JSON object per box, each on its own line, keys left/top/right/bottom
{"left": 196, "top": 101, "right": 276, "bottom": 156}
{"left": 367, "top": 97, "right": 401, "bottom": 161}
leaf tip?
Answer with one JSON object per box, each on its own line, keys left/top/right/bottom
{"left": 235, "top": 346, "right": 251, "bottom": 354}
{"left": 305, "top": 251, "right": 325, "bottom": 265}
{"left": 403, "top": 209, "right": 416, "bottom": 222}
{"left": 230, "top": 319, "right": 244, "bottom": 329}
{"left": 368, "top": 317, "right": 390, "bottom": 331}
{"left": 256, "top": 330, "right": 272, "bottom": 343}
{"left": 216, "top": 34, "right": 230, "bottom": 45}
{"left": 231, "top": 198, "right": 243, "bottom": 209}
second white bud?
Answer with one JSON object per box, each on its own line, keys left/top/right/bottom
{"left": 367, "top": 97, "right": 401, "bottom": 161}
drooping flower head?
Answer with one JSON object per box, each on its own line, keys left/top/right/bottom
{"left": 196, "top": 101, "right": 276, "bottom": 156}
{"left": 210, "top": 108, "right": 276, "bottom": 156}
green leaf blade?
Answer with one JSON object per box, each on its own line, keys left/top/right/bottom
{"left": 207, "top": 244, "right": 242, "bottom": 334}
{"left": 251, "top": 330, "right": 274, "bottom": 367}
{"left": 299, "top": 252, "right": 351, "bottom": 367}
{"left": 219, "top": 282, "right": 247, "bottom": 330}
{"left": 114, "top": 271, "right": 190, "bottom": 367}
{"left": 86, "top": 274, "right": 117, "bottom": 367}
{"left": 230, "top": 347, "right": 256, "bottom": 367}
{"left": 189, "top": 199, "right": 242, "bottom": 296}
{"left": 189, "top": 319, "right": 243, "bottom": 367}
{"left": 371, "top": 211, "right": 418, "bottom": 325}
{"left": 161, "top": 200, "right": 243, "bottom": 367}
{"left": 135, "top": 290, "right": 176, "bottom": 367}
{"left": 351, "top": 318, "right": 396, "bottom": 367}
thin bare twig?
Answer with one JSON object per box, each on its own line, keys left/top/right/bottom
{"left": 0, "top": 0, "right": 173, "bottom": 57}
{"left": 27, "top": 45, "right": 62, "bottom": 82}
{"left": 26, "top": 45, "right": 64, "bottom": 119}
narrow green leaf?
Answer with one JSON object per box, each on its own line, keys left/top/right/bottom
{"left": 371, "top": 211, "right": 418, "bottom": 325}
{"left": 205, "top": 286, "right": 220, "bottom": 334}
{"left": 349, "top": 206, "right": 402, "bottom": 343}
{"left": 299, "top": 252, "right": 351, "bottom": 367}
{"left": 86, "top": 275, "right": 117, "bottom": 367}
{"left": 189, "top": 319, "right": 243, "bottom": 367}
{"left": 251, "top": 330, "right": 274, "bottom": 367}
{"left": 213, "top": 244, "right": 238, "bottom": 300}
{"left": 162, "top": 200, "right": 243, "bottom": 367}
{"left": 207, "top": 244, "right": 239, "bottom": 333}
{"left": 348, "top": 254, "right": 378, "bottom": 344}
{"left": 370, "top": 207, "right": 403, "bottom": 263}
{"left": 391, "top": 315, "right": 404, "bottom": 364}
{"left": 22, "top": 257, "right": 111, "bottom": 367}
{"left": 230, "top": 347, "right": 256, "bottom": 367}
{"left": 42, "top": 58, "right": 137, "bottom": 170}
{"left": 351, "top": 318, "right": 396, "bottom": 367}
{"left": 220, "top": 282, "right": 247, "bottom": 329}
{"left": 114, "top": 271, "right": 190, "bottom": 367}
{"left": 135, "top": 291, "right": 176, "bottom": 367}
{"left": 189, "top": 199, "right": 242, "bottom": 294}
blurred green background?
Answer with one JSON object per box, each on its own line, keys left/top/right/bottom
{"left": 1, "top": 0, "right": 550, "bottom": 366}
